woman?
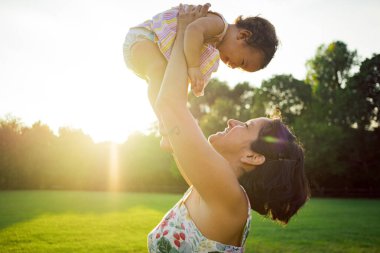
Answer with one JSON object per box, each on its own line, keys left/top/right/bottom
{"left": 148, "top": 4, "right": 310, "bottom": 252}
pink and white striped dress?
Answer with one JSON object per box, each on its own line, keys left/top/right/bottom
{"left": 133, "top": 5, "right": 228, "bottom": 89}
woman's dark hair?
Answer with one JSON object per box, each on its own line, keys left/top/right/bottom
{"left": 235, "top": 16, "right": 279, "bottom": 69}
{"left": 238, "top": 119, "right": 310, "bottom": 224}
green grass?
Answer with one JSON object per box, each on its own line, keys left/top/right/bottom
{"left": 0, "top": 191, "right": 379, "bottom": 253}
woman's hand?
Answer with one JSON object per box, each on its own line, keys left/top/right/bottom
{"left": 177, "top": 3, "right": 211, "bottom": 31}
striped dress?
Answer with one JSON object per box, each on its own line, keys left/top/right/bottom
{"left": 133, "top": 6, "right": 228, "bottom": 90}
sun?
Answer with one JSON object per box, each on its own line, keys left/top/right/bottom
{"left": 86, "top": 101, "right": 156, "bottom": 143}
{"left": 69, "top": 73, "right": 157, "bottom": 144}
{"left": 84, "top": 111, "right": 156, "bottom": 144}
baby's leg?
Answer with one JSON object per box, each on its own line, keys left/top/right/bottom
{"left": 129, "top": 40, "right": 165, "bottom": 103}
{"left": 129, "top": 40, "right": 171, "bottom": 151}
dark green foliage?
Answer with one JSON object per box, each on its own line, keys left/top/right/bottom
{"left": 260, "top": 75, "right": 312, "bottom": 125}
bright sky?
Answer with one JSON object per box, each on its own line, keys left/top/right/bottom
{"left": 1, "top": 0, "right": 379, "bottom": 143}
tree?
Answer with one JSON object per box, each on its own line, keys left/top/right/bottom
{"left": 52, "top": 127, "right": 96, "bottom": 190}
{"left": 0, "top": 115, "right": 24, "bottom": 189}
{"left": 188, "top": 78, "right": 231, "bottom": 119}
{"left": 293, "top": 112, "right": 349, "bottom": 191}
{"left": 189, "top": 79, "right": 262, "bottom": 136}
{"left": 342, "top": 54, "right": 380, "bottom": 130}
{"left": 230, "top": 82, "right": 258, "bottom": 120}
{"left": 119, "top": 132, "right": 184, "bottom": 192}
{"left": 19, "top": 121, "right": 56, "bottom": 189}
{"left": 337, "top": 54, "right": 380, "bottom": 189}
{"left": 306, "top": 41, "right": 358, "bottom": 125}
{"left": 199, "top": 97, "right": 238, "bottom": 137}
{"left": 260, "top": 75, "right": 312, "bottom": 124}
{"left": 306, "top": 41, "right": 357, "bottom": 94}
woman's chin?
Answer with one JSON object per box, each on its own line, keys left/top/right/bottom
{"left": 208, "top": 132, "right": 223, "bottom": 143}
{"left": 208, "top": 133, "right": 219, "bottom": 144}
{"left": 208, "top": 134, "right": 215, "bottom": 143}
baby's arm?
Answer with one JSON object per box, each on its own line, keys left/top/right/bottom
{"left": 184, "top": 13, "right": 225, "bottom": 95}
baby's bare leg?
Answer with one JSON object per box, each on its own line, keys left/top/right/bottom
{"left": 129, "top": 40, "right": 172, "bottom": 151}
{"left": 129, "top": 39, "right": 166, "bottom": 103}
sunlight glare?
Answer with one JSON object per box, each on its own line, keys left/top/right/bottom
{"left": 108, "top": 142, "right": 119, "bottom": 191}
{"left": 75, "top": 71, "right": 156, "bottom": 144}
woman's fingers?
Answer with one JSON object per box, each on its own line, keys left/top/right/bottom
{"left": 179, "top": 3, "right": 210, "bottom": 16}
{"left": 193, "top": 4, "right": 210, "bottom": 17}
{"left": 200, "top": 3, "right": 211, "bottom": 16}
{"left": 185, "top": 4, "right": 195, "bottom": 12}
{"left": 178, "top": 3, "right": 184, "bottom": 14}
{"left": 177, "top": 3, "right": 210, "bottom": 27}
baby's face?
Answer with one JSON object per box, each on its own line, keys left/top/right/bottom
{"left": 219, "top": 38, "right": 264, "bottom": 72}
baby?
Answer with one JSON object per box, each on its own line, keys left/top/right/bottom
{"left": 123, "top": 4, "right": 278, "bottom": 150}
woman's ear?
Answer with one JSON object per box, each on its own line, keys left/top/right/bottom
{"left": 240, "top": 150, "right": 265, "bottom": 166}
{"left": 237, "top": 29, "right": 252, "bottom": 40}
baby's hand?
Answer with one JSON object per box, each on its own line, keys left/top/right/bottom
{"left": 188, "top": 67, "right": 205, "bottom": 96}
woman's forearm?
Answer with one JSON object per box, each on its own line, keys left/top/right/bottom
{"left": 155, "top": 29, "right": 189, "bottom": 110}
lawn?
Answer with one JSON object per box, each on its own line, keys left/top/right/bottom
{"left": 0, "top": 191, "right": 379, "bottom": 253}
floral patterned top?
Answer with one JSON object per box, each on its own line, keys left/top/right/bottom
{"left": 147, "top": 186, "right": 252, "bottom": 253}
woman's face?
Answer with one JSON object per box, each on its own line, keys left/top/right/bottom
{"left": 208, "top": 117, "right": 272, "bottom": 154}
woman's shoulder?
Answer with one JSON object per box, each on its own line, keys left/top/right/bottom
{"left": 197, "top": 184, "right": 250, "bottom": 222}
{"left": 193, "top": 186, "right": 251, "bottom": 246}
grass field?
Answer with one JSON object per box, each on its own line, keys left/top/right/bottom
{"left": 0, "top": 191, "right": 379, "bottom": 253}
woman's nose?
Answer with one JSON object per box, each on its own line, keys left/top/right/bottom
{"left": 227, "top": 119, "right": 240, "bottom": 127}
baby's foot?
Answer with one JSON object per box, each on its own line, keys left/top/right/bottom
{"left": 160, "top": 136, "right": 172, "bottom": 152}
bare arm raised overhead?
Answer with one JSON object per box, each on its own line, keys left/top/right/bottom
{"left": 155, "top": 4, "right": 244, "bottom": 210}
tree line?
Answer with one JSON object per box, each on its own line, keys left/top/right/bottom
{"left": 1, "top": 41, "right": 379, "bottom": 196}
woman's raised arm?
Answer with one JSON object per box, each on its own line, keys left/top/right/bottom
{"left": 155, "top": 4, "right": 243, "bottom": 208}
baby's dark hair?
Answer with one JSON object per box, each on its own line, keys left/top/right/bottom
{"left": 238, "top": 119, "right": 310, "bottom": 224}
{"left": 235, "top": 16, "right": 279, "bottom": 69}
